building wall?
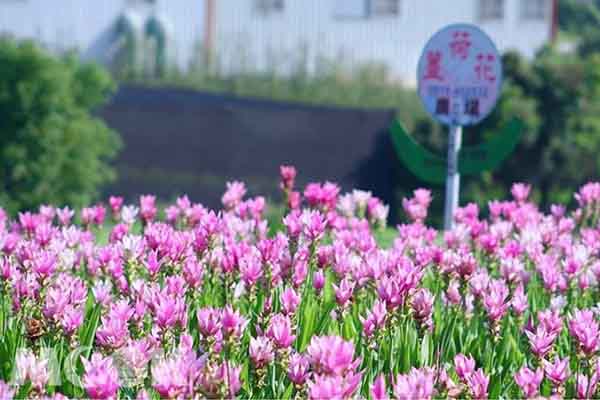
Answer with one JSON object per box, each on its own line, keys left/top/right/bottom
{"left": 0, "top": 0, "right": 205, "bottom": 70}
{"left": 214, "top": 0, "right": 553, "bottom": 85}
{"left": 0, "top": 0, "right": 123, "bottom": 54}
{"left": 0, "top": 0, "right": 552, "bottom": 83}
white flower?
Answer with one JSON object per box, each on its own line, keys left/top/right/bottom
{"left": 121, "top": 205, "right": 139, "bottom": 225}
{"left": 550, "top": 295, "right": 567, "bottom": 311}
{"left": 352, "top": 190, "right": 372, "bottom": 209}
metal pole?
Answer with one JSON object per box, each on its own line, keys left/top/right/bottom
{"left": 444, "top": 124, "right": 462, "bottom": 231}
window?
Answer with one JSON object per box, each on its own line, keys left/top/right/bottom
{"left": 521, "top": 0, "right": 549, "bottom": 20}
{"left": 479, "top": 0, "right": 504, "bottom": 21}
{"left": 255, "top": 0, "right": 284, "bottom": 15}
{"left": 333, "top": 0, "right": 400, "bottom": 19}
{"left": 127, "top": 0, "right": 155, "bottom": 4}
{"left": 334, "top": 0, "right": 366, "bottom": 18}
{"left": 368, "top": 0, "right": 400, "bottom": 17}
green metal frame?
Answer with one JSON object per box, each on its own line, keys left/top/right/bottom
{"left": 389, "top": 118, "right": 524, "bottom": 184}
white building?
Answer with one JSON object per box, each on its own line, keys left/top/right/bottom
{"left": 0, "top": 0, "right": 207, "bottom": 76}
{"left": 0, "top": 0, "right": 556, "bottom": 85}
{"left": 212, "top": 0, "right": 557, "bottom": 85}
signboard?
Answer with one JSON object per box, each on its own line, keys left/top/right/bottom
{"left": 417, "top": 24, "right": 503, "bottom": 126}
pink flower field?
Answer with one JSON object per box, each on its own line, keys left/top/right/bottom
{"left": 2, "top": 167, "right": 600, "bottom": 399}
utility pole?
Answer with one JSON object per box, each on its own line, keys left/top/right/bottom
{"left": 204, "top": 0, "right": 216, "bottom": 69}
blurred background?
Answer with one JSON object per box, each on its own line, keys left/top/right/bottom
{"left": 0, "top": 0, "right": 598, "bottom": 226}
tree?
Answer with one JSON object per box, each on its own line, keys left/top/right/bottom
{"left": 0, "top": 37, "right": 121, "bottom": 213}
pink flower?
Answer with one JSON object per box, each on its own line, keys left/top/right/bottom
{"left": 118, "top": 338, "right": 155, "bottom": 380}
{"left": 152, "top": 291, "right": 187, "bottom": 331}
{"left": 454, "top": 354, "right": 476, "bottom": 382}
{"left": 139, "top": 195, "right": 157, "bottom": 223}
{"left": 239, "top": 254, "right": 263, "bottom": 286}
{"left": 249, "top": 336, "right": 274, "bottom": 368}
{"left": 56, "top": 206, "right": 75, "bottom": 225}
{"left": 483, "top": 279, "right": 509, "bottom": 324}
{"left": 511, "top": 183, "right": 531, "bottom": 203}
{"left": 308, "top": 375, "right": 345, "bottom": 400}
{"left": 368, "top": 199, "right": 389, "bottom": 227}
{"left": 281, "top": 287, "right": 300, "bottom": 315}
{"left": 222, "top": 181, "right": 246, "bottom": 210}
{"left": 446, "top": 279, "right": 462, "bottom": 305}
{"left": 182, "top": 258, "right": 204, "bottom": 288}
{"left": 413, "top": 189, "right": 432, "bottom": 208}
{"left": 371, "top": 300, "right": 387, "bottom": 327}
{"left": 92, "top": 281, "right": 113, "bottom": 307}
{"left": 280, "top": 165, "right": 297, "bottom": 191}
{"left": 360, "top": 312, "right": 377, "bottom": 338}
{"left": 165, "top": 205, "right": 180, "bottom": 224}
{"left": 95, "top": 313, "right": 130, "bottom": 349}
{"left": 538, "top": 309, "right": 563, "bottom": 336}
{"left": 313, "top": 270, "right": 325, "bottom": 294}
{"left": 221, "top": 305, "right": 247, "bottom": 338}
{"left": 267, "top": 313, "right": 296, "bottom": 348}
{"left": 15, "top": 349, "right": 49, "bottom": 390}
{"left": 333, "top": 278, "right": 355, "bottom": 308}
{"left": 197, "top": 307, "right": 221, "bottom": 337}
{"left": 32, "top": 251, "right": 57, "bottom": 279}
{"left": 82, "top": 353, "right": 120, "bottom": 399}
{"left": 61, "top": 305, "right": 84, "bottom": 335}
{"left": 511, "top": 284, "right": 528, "bottom": 316}
{"left": 411, "top": 288, "right": 435, "bottom": 330}
{"left": 152, "top": 354, "right": 197, "bottom": 399}
{"left": 575, "top": 182, "right": 600, "bottom": 207}
{"left": 307, "top": 372, "right": 362, "bottom": 399}
{"left": 144, "top": 250, "right": 161, "bottom": 276}
{"left": 370, "top": 374, "right": 388, "bottom": 400}
{"left": 109, "top": 196, "right": 123, "bottom": 217}
{"left": 469, "top": 270, "right": 490, "bottom": 297}
{"left": 526, "top": 326, "right": 557, "bottom": 359}
{"left": 569, "top": 309, "right": 600, "bottom": 355}
{"left": 19, "top": 211, "right": 41, "bottom": 233}
{"left": 402, "top": 198, "right": 428, "bottom": 223}
{"left": 93, "top": 204, "right": 106, "bottom": 225}
{"left": 377, "top": 276, "right": 405, "bottom": 309}
{"left": 109, "top": 223, "right": 129, "bottom": 243}
{"left": 306, "top": 335, "right": 357, "bottom": 375}
{"left": 514, "top": 366, "right": 543, "bottom": 398}
{"left": 466, "top": 368, "right": 489, "bottom": 400}
{"left": 0, "top": 380, "right": 14, "bottom": 400}
{"left": 136, "top": 390, "right": 150, "bottom": 400}
{"left": 393, "top": 368, "right": 435, "bottom": 400}
{"left": 577, "top": 373, "right": 598, "bottom": 399}
{"left": 288, "top": 353, "right": 310, "bottom": 385}
{"left": 216, "top": 362, "right": 243, "bottom": 397}
{"left": 543, "top": 357, "right": 570, "bottom": 386}
{"left": 302, "top": 210, "right": 327, "bottom": 242}
{"left": 292, "top": 258, "right": 308, "bottom": 287}
{"left": 283, "top": 211, "right": 302, "bottom": 239}
{"left": 288, "top": 190, "right": 301, "bottom": 210}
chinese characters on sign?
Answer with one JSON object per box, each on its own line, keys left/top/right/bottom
{"left": 417, "top": 24, "right": 502, "bottom": 126}
{"left": 450, "top": 30, "right": 471, "bottom": 60}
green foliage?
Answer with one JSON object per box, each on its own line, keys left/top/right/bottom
{"left": 559, "top": 0, "right": 600, "bottom": 37}
{"left": 0, "top": 37, "right": 121, "bottom": 213}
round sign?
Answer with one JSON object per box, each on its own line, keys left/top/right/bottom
{"left": 417, "top": 23, "right": 503, "bottom": 126}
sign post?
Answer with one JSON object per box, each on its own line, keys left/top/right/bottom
{"left": 444, "top": 125, "right": 462, "bottom": 230}
{"left": 417, "top": 24, "right": 503, "bottom": 230}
